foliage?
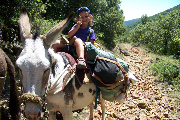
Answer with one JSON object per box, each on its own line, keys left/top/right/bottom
{"left": 0, "top": 0, "right": 49, "bottom": 56}
{"left": 140, "top": 14, "right": 149, "bottom": 25}
{"left": 123, "top": 9, "right": 180, "bottom": 58}
{"left": 150, "top": 57, "right": 180, "bottom": 91}
{"left": 92, "top": 0, "right": 125, "bottom": 48}
{"left": 0, "top": 0, "right": 125, "bottom": 53}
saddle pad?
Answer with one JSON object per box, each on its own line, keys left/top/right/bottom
{"left": 49, "top": 64, "right": 75, "bottom": 94}
{"left": 61, "top": 52, "right": 76, "bottom": 67}
{"left": 61, "top": 52, "right": 92, "bottom": 84}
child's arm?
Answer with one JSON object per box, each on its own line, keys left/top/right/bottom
{"left": 68, "top": 21, "right": 82, "bottom": 38}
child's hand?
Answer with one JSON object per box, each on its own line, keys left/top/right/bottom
{"left": 77, "top": 20, "right": 82, "bottom": 26}
{"left": 77, "top": 15, "right": 82, "bottom": 27}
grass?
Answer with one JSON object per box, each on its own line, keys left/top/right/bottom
{"left": 149, "top": 55, "right": 180, "bottom": 91}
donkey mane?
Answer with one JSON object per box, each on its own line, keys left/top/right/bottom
{"left": 33, "top": 26, "right": 40, "bottom": 40}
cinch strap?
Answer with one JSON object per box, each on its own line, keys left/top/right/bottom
{"left": 94, "top": 86, "right": 100, "bottom": 109}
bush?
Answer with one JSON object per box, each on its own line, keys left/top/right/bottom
{"left": 150, "top": 57, "right": 180, "bottom": 91}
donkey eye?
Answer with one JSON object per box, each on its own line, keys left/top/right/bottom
{"left": 43, "top": 68, "right": 50, "bottom": 78}
{"left": 42, "top": 68, "right": 50, "bottom": 89}
{"left": 44, "top": 68, "right": 50, "bottom": 74}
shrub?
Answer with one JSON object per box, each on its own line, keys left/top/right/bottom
{"left": 150, "top": 57, "right": 180, "bottom": 91}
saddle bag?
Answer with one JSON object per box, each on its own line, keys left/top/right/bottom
{"left": 91, "top": 49, "right": 129, "bottom": 87}
{"left": 91, "top": 56, "right": 119, "bottom": 87}
{"left": 85, "top": 42, "right": 98, "bottom": 64}
{"left": 90, "top": 49, "right": 131, "bottom": 102}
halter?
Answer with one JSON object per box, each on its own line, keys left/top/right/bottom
{"left": 20, "top": 71, "right": 52, "bottom": 105}
{"left": 20, "top": 70, "right": 52, "bottom": 118}
{"left": 20, "top": 53, "right": 76, "bottom": 106}
{"left": 21, "top": 93, "right": 42, "bottom": 104}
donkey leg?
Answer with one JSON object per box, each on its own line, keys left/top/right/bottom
{"left": 61, "top": 107, "right": 72, "bottom": 120}
{"left": 0, "top": 77, "right": 5, "bottom": 100}
{"left": 100, "top": 94, "right": 106, "bottom": 120}
{"left": 49, "top": 111, "right": 57, "bottom": 120}
{"left": 89, "top": 102, "right": 94, "bottom": 120}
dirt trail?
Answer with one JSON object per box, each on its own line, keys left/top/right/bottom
{"left": 90, "top": 44, "right": 179, "bottom": 120}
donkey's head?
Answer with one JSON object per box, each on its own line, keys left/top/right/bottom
{"left": 16, "top": 7, "right": 74, "bottom": 119}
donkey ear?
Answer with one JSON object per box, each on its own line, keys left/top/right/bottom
{"left": 19, "top": 6, "right": 32, "bottom": 44}
{"left": 42, "top": 11, "right": 75, "bottom": 48}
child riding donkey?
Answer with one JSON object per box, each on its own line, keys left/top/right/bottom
{"left": 52, "top": 7, "right": 95, "bottom": 69}
{"left": 52, "top": 7, "right": 138, "bottom": 103}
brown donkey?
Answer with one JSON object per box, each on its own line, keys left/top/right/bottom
{"left": 0, "top": 48, "right": 20, "bottom": 120}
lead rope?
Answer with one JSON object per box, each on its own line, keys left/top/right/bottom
{"left": 94, "top": 86, "right": 100, "bottom": 109}
{"left": 42, "top": 73, "right": 52, "bottom": 118}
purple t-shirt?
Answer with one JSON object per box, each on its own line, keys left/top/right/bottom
{"left": 70, "top": 25, "right": 96, "bottom": 42}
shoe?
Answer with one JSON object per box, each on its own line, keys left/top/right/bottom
{"left": 76, "top": 57, "right": 86, "bottom": 69}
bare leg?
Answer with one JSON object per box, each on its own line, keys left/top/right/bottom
{"left": 51, "top": 40, "right": 65, "bottom": 53}
{"left": 61, "top": 107, "right": 72, "bottom": 120}
{"left": 74, "top": 38, "right": 86, "bottom": 69}
{"left": 73, "top": 38, "right": 84, "bottom": 58}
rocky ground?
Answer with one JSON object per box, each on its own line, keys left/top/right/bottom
{"left": 73, "top": 44, "right": 180, "bottom": 120}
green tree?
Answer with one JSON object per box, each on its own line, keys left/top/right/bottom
{"left": 0, "top": 0, "right": 125, "bottom": 53}
{"left": 93, "top": 0, "right": 125, "bottom": 48}
{"left": 140, "top": 14, "right": 148, "bottom": 25}
{"left": 125, "top": 9, "right": 180, "bottom": 58}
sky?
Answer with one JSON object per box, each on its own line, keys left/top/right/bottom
{"left": 120, "top": 0, "right": 180, "bottom": 21}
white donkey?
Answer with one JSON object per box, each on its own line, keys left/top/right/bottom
{"left": 16, "top": 7, "right": 105, "bottom": 120}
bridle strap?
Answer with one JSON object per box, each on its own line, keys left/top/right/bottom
{"left": 21, "top": 93, "right": 42, "bottom": 104}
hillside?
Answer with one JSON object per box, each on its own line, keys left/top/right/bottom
{"left": 124, "top": 4, "right": 180, "bottom": 33}
{"left": 150, "top": 4, "right": 180, "bottom": 20}
{"left": 124, "top": 18, "right": 139, "bottom": 26}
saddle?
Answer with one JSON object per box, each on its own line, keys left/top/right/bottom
{"left": 59, "top": 51, "right": 92, "bottom": 84}
{"left": 58, "top": 36, "right": 131, "bottom": 102}
{"left": 59, "top": 36, "right": 97, "bottom": 84}
{"left": 59, "top": 37, "right": 129, "bottom": 86}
